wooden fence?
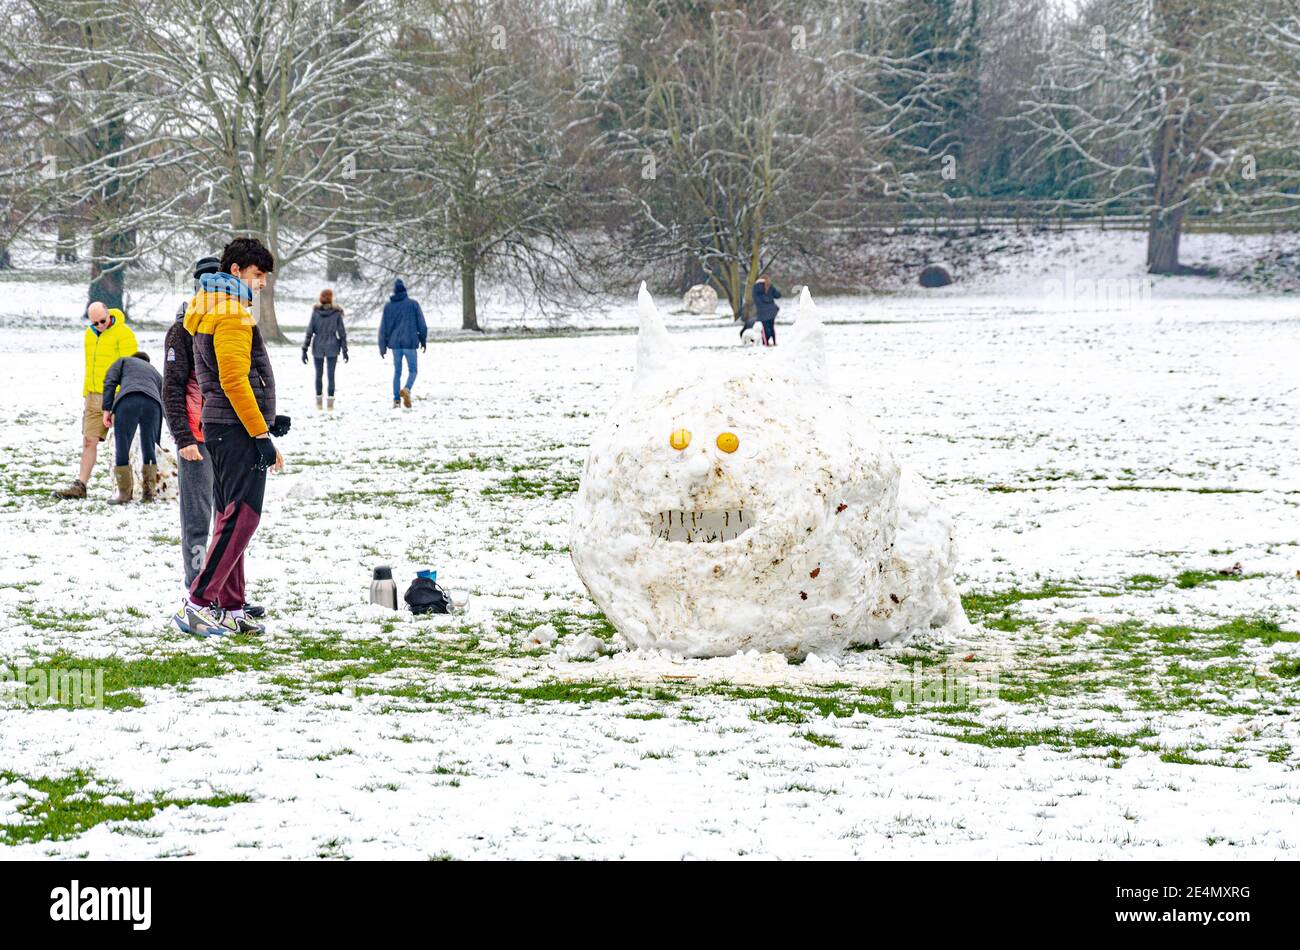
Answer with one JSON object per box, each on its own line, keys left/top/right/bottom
{"left": 855, "top": 200, "right": 1300, "bottom": 235}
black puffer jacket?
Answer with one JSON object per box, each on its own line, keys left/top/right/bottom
{"left": 303, "top": 305, "right": 348, "bottom": 359}
{"left": 163, "top": 304, "right": 201, "bottom": 448}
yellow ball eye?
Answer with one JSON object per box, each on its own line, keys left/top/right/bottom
{"left": 669, "top": 428, "right": 691, "bottom": 451}
{"left": 716, "top": 432, "right": 739, "bottom": 453}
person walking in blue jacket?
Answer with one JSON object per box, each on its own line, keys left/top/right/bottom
{"left": 378, "top": 278, "right": 427, "bottom": 408}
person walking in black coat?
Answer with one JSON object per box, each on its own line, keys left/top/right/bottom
{"left": 752, "top": 277, "right": 782, "bottom": 346}
{"left": 302, "top": 288, "right": 349, "bottom": 410}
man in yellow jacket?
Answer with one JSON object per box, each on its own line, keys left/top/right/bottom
{"left": 54, "top": 301, "right": 139, "bottom": 499}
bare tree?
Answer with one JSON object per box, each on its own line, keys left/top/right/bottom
{"left": 1217, "top": 0, "right": 1300, "bottom": 217}
{"left": 2, "top": 0, "right": 162, "bottom": 310}
{"left": 9, "top": 0, "right": 396, "bottom": 339}
{"left": 1023, "top": 0, "right": 1266, "bottom": 274}
{"left": 603, "top": 0, "right": 935, "bottom": 319}
{"left": 384, "top": 0, "right": 595, "bottom": 332}
{"left": 127, "top": 0, "right": 395, "bottom": 339}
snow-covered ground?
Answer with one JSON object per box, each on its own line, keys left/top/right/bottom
{"left": 1, "top": 234, "right": 1299, "bottom": 858}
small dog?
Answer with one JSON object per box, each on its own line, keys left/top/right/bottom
{"left": 740, "top": 324, "right": 762, "bottom": 346}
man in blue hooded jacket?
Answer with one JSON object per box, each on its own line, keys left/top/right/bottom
{"left": 378, "top": 278, "right": 427, "bottom": 408}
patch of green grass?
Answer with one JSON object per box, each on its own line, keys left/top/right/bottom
{"left": 440, "top": 455, "right": 505, "bottom": 472}
{"left": 0, "top": 769, "right": 250, "bottom": 846}
{"left": 307, "top": 748, "right": 354, "bottom": 761}
{"left": 753, "top": 704, "right": 808, "bottom": 724}
{"left": 374, "top": 684, "right": 483, "bottom": 707}
{"left": 1211, "top": 616, "right": 1298, "bottom": 644}
{"left": 956, "top": 725, "right": 1157, "bottom": 752}
{"left": 255, "top": 628, "right": 498, "bottom": 700}
{"left": 481, "top": 472, "right": 580, "bottom": 499}
{"left": 1161, "top": 661, "right": 1255, "bottom": 689}
{"left": 17, "top": 606, "right": 103, "bottom": 632}
{"left": 1106, "top": 485, "right": 1264, "bottom": 495}
{"left": 961, "top": 581, "right": 1086, "bottom": 630}
{"left": 1174, "top": 569, "right": 1256, "bottom": 589}
{"left": 1159, "top": 748, "right": 1208, "bottom": 766}
{"left": 1271, "top": 658, "right": 1300, "bottom": 679}
{"left": 716, "top": 685, "right": 883, "bottom": 722}
{"left": 801, "top": 731, "right": 842, "bottom": 748}
{"left": 495, "top": 607, "right": 618, "bottom": 643}
{"left": 30, "top": 650, "right": 259, "bottom": 710}
{"left": 4, "top": 639, "right": 277, "bottom": 711}
{"left": 782, "top": 783, "right": 836, "bottom": 795}
{"left": 508, "top": 680, "right": 675, "bottom": 704}
{"left": 326, "top": 486, "right": 453, "bottom": 507}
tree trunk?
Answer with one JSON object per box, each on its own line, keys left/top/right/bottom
{"left": 0, "top": 243, "right": 11, "bottom": 270}
{"left": 326, "top": 230, "right": 361, "bottom": 282}
{"left": 461, "top": 258, "right": 479, "bottom": 331}
{"left": 325, "top": 0, "right": 364, "bottom": 284}
{"left": 677, "top": 252, "right": 707, "bottom": 295}
{"left": 1146, "top": 77, "right": 1184, "bottom": 275}
{"left": 257, "top": 269, "right": 288, "bottom": 343}
{"left": 56, "top": 217, "right": 78, "bottom": 262}
{"left": 89, "top": 241, "right": 127, "bottom": 312}
{"left": 714, "top": 257, "right": 744, "bottom": 321}
{"left": 88, "top": 112, "right": 131, "bottom": 313}
{"left": 743, "top": 230, "right": 764, "bottom": 322}
{"left": 1147, "top": 207, "right": 1184, "bottom": 275}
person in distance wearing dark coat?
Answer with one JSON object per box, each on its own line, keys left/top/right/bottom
{"left": 302, "top": 288, "right": 349, "bottom": 410}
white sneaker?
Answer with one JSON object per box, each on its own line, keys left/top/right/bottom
{"left": 184, "top": 604, "right": 240, "bottom": 638}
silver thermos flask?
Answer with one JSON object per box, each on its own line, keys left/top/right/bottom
{"left": 369, "top": 565, "right": 398, "bottom": 610}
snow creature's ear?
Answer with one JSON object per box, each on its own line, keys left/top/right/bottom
{"left": 634, "top": 281, "right": 680, "bottom": 382}
{"left": 781, "top": 286, "right": 828, "bottom": 385}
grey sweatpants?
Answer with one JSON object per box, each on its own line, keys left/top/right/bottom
{"left": 177, "top": 443, "right": 214, "bottom": 589}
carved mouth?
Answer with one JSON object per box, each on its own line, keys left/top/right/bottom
{"left": 651, "top": 509, "right": 750, "bottom": 543}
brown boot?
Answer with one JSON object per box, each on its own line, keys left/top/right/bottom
{"left": 108, "top": 465, "right": 133, "bottom": 504}
{"left": 400, "top": 387, "right": 412, "bottom": 408}
{"left": 53, "top": 479, "right": 87, "bottom": 500}
{"left": 316, "top": 395, "right": 323, "bottom": 410}
{"left": 141, "top": 464, "right": 158, "bottom": 502}
{"left": 326, "top": 397, "right": 334, "bottom": 411}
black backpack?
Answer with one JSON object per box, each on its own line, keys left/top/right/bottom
{"left": 404, "top": 576, "right": 450, "bottom": 615}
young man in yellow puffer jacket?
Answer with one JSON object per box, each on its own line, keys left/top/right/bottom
{"left": 54, "top": 301, "right": 139, "bottom": 499}
{"left": 177, "top": 237, "right": 291, "bottom": 638}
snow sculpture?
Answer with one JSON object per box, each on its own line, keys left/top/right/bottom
{"left": 570, "top": 283, "right": 967, "bottom": 657}
{"left": 682, "top": 283, "right": 718, "bottom": 314}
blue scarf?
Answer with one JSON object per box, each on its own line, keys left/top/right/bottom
{"left": 198, "top": 271, "right": 254, "bottom": 303}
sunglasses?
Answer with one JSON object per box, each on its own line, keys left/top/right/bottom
{"left": 89, "top": 316, "right": 110, "bottom": 328}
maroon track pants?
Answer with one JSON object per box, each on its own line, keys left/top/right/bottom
{"left": 188, "top": 423, "right": 267, "bottom": 610}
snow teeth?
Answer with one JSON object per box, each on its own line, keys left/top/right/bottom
{"left": 652, "top": 509, "right": 749, "bottom": 544}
